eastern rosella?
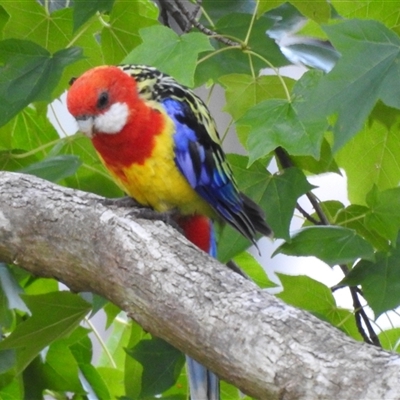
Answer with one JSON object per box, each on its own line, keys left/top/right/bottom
{"left": 66, "top": 64, "right": 272, "bottom": 400}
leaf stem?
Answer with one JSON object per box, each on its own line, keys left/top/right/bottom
{"left": 85, "top": 316, "right": 117, "bottom": 368}
{"left": 221, "top": 118, "right": 234, "bottom": 143}
{"left": 200, "top": 5, "right": 215, "bottom": 28}
{"left": 197, "top": 45, "right": 241, "bottom": 65}
{"left": 244, "top": 0, "right": 259, "bottom": 46}
{"left": 81, "top": 163, "right": 118, "bottom": 181}
{"left": 97, "top": 12, "right": 111, "bottom": 28}
{"left": 244, "top": 50, "right": 291, "bottom": 102}
{"left": 11, "top": 138, "right": 63, "bottom": 159}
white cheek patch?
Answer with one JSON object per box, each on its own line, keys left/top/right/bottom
{"left": 94, "top": 102, "right": 129, "bottom": 134}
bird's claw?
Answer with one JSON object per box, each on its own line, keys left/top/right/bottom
{"left": 127, "top": 208, "right": 183, "bottom": 234}
{"left": 100, "top": 196, "right": 144, "bottom": 208}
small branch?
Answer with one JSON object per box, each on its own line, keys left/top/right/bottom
{"left": 157, "top": 0, "right": 189, "bottom": 31}
{"left": 159, "top": 1, "right": 170, "bottom": 27}
{"left": 296, "top": 202, "right": 321, "bottom": 225}
{"left": 305, "top": 192, "right": 330, "bottom": 225}
{"left": 274, "top": 146, "right": 379, "bottom": 345}
{"left": 174, "top": 0, "right": 240, "bottom": 46}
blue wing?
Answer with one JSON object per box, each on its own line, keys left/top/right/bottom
{"left": 162, "top": 98, "right": 272, "bottom": 242}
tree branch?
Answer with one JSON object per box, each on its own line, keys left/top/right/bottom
{"left": 1, "top": 171, "right": 400, "bottom": 399}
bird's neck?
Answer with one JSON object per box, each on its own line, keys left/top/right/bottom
{"left": 92, "top": 100, "right": 165, "bottom": 167}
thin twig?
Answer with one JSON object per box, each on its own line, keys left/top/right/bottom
{"left": 274, "top": 145, "right": 379, "bottom": 346}
{"left": 296, "top": 202, "right": 320, "bottom": 225}
{"left": 306, "top": 192, "right": 330, "bottom": 225}
{"left": 349, "top": 286, "right": 381, "bottom": 347}
{"left": 274, "top": 147, "right": 330, "bottom": 225}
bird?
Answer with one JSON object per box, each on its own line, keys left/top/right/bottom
{"left": 66, "top": 64, "right": 272, "bottom": 399}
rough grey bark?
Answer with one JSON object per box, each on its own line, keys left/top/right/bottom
{"left": 1, "top": 171, "right": 400, "bottom": 400}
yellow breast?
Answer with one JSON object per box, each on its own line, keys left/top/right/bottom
{"left": 99, "top": 115, "right": 214, "bottom": 217}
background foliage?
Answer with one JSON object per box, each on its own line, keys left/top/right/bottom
{"left": 1, "top": 0, "right": 400, "bottom": 398}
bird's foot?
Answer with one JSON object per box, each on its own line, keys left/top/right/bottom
{"left": 100, "top": 196, "right": 144, "bottom": 209}
{"left": 129, "top": 208, "right": 183, "bottom": 233}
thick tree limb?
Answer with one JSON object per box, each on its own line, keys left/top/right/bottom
{"left": 1, "top": 171, "right": 400, "bottom": 399}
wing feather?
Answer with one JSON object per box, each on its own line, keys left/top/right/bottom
{"left": 119, "top": 64, "right": 272, "bottom": 242}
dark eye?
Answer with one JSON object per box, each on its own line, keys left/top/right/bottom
{"left": 97, "top": 91, "right": 109, "bottom": 109}
{"left": 69, "top": 77, "right": 77, "bottom": 86}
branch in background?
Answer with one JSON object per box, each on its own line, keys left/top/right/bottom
{"left": 295, "top": 202, "right": 321, "bottom": 225}
{"left": 158, "top": 0, "right": 240, "bottom": 46}
{"left": 157, "top": 0, "right": 190, "bottom": 31}
{"left": 0, "top": 171, "right": 399, "bottom": 399}
{"left": 350, "top": 286, "right": 381, "bottom": 347}
{"left": 274, "top": 146, "right": 379, "bottom": 346}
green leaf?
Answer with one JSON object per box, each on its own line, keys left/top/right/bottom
{"left": 101, "top": 0, "right": 159, "bottom": 64}
{"left": 257, "top": 1, "right": 288, "bottom": 16}
{"left": 97, "top": 317, "right": 133, "bottom": 369}
{"left": 289, "top": 0, "right": 331, "bottom": 23}
{"left": 241, "top": 99, "right": 324, "bottom": 163}
{"left": 260, "top": 167, "right": 313, "bottom": 240}
{"left": 103, "top": 302, "right": 121, "bottom": 329}
{"left": 278, "top": 273, "right": 336, "bottom": 311}
{"left": 379, "top": 328, "right": 400, "bottom": 352}
{"left": 126, "top": 336, "right": 185, "bottom": 398}
{"left": 124, "top": 25, "right": 213, "bottom": 87}
{"left": 70, "top": 333, "right": 111, "bottom": 399}
{"left": 324, "top": 308, "right": 363, "bottom": 341}
{"left": 0, "top": 106, "right": 59, "bottom": 153}
{"left": 336, "top": 205, "right": 388, "bottom": 252}
{"left": 1, "top": 2, "right": 103, "bottom": 96}
{"left": 233, "top": 252, "right": 277, "bottom": 289}
{"left": 215, "top": 13, "right": 286, "bottom": 69}
{"left": 0, "top": 292, "right": 90, "bottom": 375}
{"left": 0, "top": 39, "right": 82, "bottom": 127}
{"left": 97, "top": 367, "right": 125, "bottom": 399}
{"left": 217, "top": 224, "right": 252, "bottom": 264}
{"left": 73, "top": 0, "right": 114, "bottom": 31}
{"left": 0, "top": 264, "right": 28, "bottom": 313}
{"left": 365, "top": 186, "right": 400, "bottom": 243}
{"left": 291, "top": 139, "right": 339, "bottom": 175}
{"left": 40, "top": 340, "right": 84, "bottom": 393}
{"left": 218, "top": 159, "right": 311, "bottom": 261}
{"left": 331, "top": 0, "right": 400, "bottom": 31}
{"left": 195, "top": 12, "right": 287, "bottom": 85}
{"left": 124, "top": 322, "right": 148, "bottom": 399}
{"left": 303, "top": 200, "right": 344, "bottom": 227}
{"left": 336, "top": 115, "right": 400, "bottom": 205}
{"left": 61, "top": 135, "right": 123, "bottom": 198}
{"left": 219, "top": 73, "right": 295, "bottom": 120}
{"left": 306, "top": 19, "right": 400, "bottom": 151}
{"left": 201, "top": 0, "right": 255, "bottom": 22}
{"left": 0, "top": 376, "right": 22, "bottom": 400}
{"left": 0, "top": 285, "right": 14, "bottom": 332}
{"left": 342, "top": 240, "right": 400, "bottom": 316}
{"left": 78, "top": 364, "right": 111, "bottom": 399}
{"left": 277, "top": 274, "right": 362, "bottom": 340}
{"left": 18, "top": 155, "right": 82, "bottom": 182}
{"left": 275, "top": 226, "right": 375, "bottom": 267}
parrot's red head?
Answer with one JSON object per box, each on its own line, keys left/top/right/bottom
{"left": 67, "top": 66, "right": 138, "bottom": 138}
{"left": 66, "top": 66, "right": 165, "bottom": 166}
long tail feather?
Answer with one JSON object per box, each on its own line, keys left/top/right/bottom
{"left": 186, "top": 356, "right": 219, "bottom": 400}
{"left": 176, "top": 215, "right": 220, "bottom": 400}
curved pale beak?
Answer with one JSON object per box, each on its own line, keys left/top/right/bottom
{"left": 76, "top": 116, "right": 94, "bottom": 138}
